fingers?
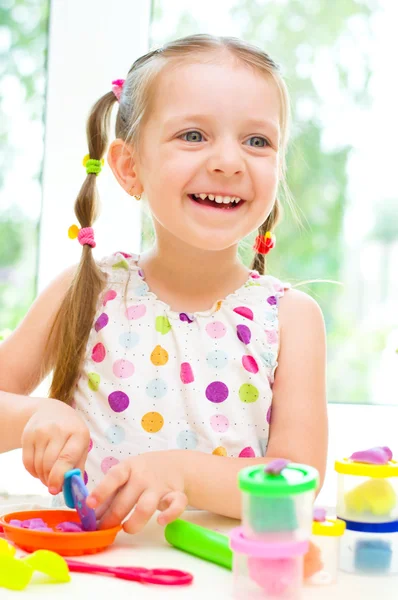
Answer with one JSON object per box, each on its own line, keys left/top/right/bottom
{"left": 87, "top": 462, "right": 131, "bottom": 510}
{"left": 47, "top": 433, "right": 89, "bottom": 493}
{"left": 122, "top": 490, "right": 160, "bottom": 534}
{"left": 21, "top": 430, "right": 38, "bottom": 480}
{"left": 157, "top": 491, "right": 188, "bottom": 526}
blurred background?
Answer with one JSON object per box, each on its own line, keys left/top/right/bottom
{"left": 0, "top": 0, "right": 397, "bottom": 498}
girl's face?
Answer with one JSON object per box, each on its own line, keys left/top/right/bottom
{"left": 135, "top": 56, "right": 281, "bottom": 252}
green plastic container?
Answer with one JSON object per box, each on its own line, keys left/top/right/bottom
{"left": 239, "top": 463, "right": 319, "bottom": 540}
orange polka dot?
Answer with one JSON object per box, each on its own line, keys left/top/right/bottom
{"left": 141, "top": 412, "right": 164, "bottom": 433}
{"left": 215, "top": 301, "right": 222, "bottom": 312}
{"left": 150, "top": 345, "right": 169, "bottom": 366}
{"left": 213, "top": 446, "right": 227, "bottom": 456}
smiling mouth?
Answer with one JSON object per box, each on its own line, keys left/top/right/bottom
{"left": 188, "top": 193, "right": 244, "bottom": 209}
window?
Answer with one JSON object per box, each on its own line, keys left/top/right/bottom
{"left": 0, "top": 0, "right": 49, "bottom": 336}
{"left": 150, "top": 0, "right": 398, "bottom": 407}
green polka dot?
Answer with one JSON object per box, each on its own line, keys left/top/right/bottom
{"left": 112, "top": 259, "right": 129, "bottom": 270}
{"left": 88, "top": 372, "right": 100, "bottom": 392}
{"left": 239, "top": 383, "right": 259, "bottom": 403}
{"left": 156, "top": 316, "right": 172, "bottom": 335}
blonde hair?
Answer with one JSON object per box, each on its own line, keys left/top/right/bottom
{"left": 48, "top": 34, "right": 292, "bottom": 404}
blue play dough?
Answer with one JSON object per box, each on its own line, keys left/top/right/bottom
{"left": 249, "top": 495, "right": 297, "bottom": 532}
{"left": 354, "top": 538, "right": 392, "bottom": 573}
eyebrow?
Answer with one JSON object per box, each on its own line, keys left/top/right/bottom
{"left": 163, "top": 114, "right": 280, "bottom": 139}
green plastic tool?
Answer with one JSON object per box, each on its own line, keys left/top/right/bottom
{"left": 165, "top": 519, "right": 233, "bottom": 569}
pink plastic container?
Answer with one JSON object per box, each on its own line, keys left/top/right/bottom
{"left": 230, "top": 527, "right": 308, "bottom": 599}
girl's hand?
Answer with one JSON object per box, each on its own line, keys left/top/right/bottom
{"left": 21, "top": 398, "right": 90, "bottom": 495}
{"left": 87, "top": 451, "right": 188, "bottom": 534}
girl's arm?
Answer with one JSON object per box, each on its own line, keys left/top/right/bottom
{"left": 0, "top": 265, "right": 76, "bottom": 452}
{"left": 183, "top": 289, "right": 328, "bottom": 518}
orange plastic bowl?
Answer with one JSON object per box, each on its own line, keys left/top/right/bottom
{"left": 0, "top": 509, "right": 121, "bottom": 556}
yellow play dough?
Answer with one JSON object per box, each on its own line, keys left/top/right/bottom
{"left": 345, "top": 478, "right": 396, "bottom": 516}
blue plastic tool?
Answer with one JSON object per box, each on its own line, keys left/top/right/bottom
{"left": 63, "top": 469, "right": 97, "bottom": 531}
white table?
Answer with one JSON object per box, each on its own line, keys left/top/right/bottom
{"left": 0, "top": 504, "right": 397, "bottom": 599}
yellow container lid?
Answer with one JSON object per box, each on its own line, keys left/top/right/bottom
{"left": 312, "top": 518, "right": 346, "bottom": 537}
{"left": 335, "top": 459, "right": 398, "bottom": 478}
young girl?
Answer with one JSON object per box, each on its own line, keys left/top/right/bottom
{"left": 0, "top": 34, "right": 327, "bottom": 534}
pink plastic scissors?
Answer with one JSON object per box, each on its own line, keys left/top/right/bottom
{"left": 65, "top": 558, "right": 193, "bottom": 586}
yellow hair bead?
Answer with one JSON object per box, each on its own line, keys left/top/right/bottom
{"left": 68, "top": 224, "right": 80, "bottom": 239}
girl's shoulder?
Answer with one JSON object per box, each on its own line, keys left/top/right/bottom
{"left": 97, "top": 251, "right": 141, "bottom": 283}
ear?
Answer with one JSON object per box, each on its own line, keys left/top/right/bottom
{"left": 107, "top": 139, "right": 144, "bottom": 196}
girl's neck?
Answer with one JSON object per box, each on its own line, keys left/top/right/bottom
{"left": 138, "top": 237, "right": 249, "bottom": 311}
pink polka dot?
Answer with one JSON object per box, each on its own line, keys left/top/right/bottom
{"left": 92, "top": 342, "right": 106, "bottom": 363}
{"left": 250, "top": 272, "right": 261, "bottom": 279}
{"left": 94, "top": 313, "right": 109, "bottom": 332}
{"left": 237, "top": 324, "right": 251, "bottom": 344}
{"left": 239, "top": 446, "right": 255, "bottom": 458}
{"left": 206, "top": 381, "right": 229, "bottom": 403}
{"left": 266, "top": 405, "right": 272, "bottom": 424}
{"left": 101, "top": 456, "right": 119, "bottom": 474}
{"left": 88, "top": 438, "right": 93, "bottom": 452}
{"left": 242, "top": 355, "right": 259, "bottom": 374}
{"left": 265, "top": 329, "right": 278, "bottom": 344}
{"left": 205, "top": 321, "right": 227, "bottom": 339}
{"left": 180, "top": 362, "right": 194, "bottom": 384}
{"left": 108, "top": 391, "right": 130, "bottom": 412}
{"left": 113, "top": 359, "right": 135, "bottom": 378}
{"left": 125, "top": 304, "right": 146, "bottom": 320}
{"left": 233, "top": 306, "right": 254, "bottom": 320}
{"left": 103, "top": 289, "right": 117, "bottom": 306}
{"left": 210, "top": 414, "right": 229, "bottom": 433}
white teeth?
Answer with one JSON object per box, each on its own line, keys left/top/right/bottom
{"left": 192, "top": 193, "right": 242, "bottom": 204}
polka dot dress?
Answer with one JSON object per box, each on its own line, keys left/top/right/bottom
{"left": 74, "top": 252, "right": 289, "bottom": 489}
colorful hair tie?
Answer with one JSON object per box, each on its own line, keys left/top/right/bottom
{"left": 253, "top": 231, "right": 276, "bottom": 255}
{"left": 112, "top": 79, "right": 125, "bottom": 101}
{"left": 68, "top": 225, "right": 96, "bottom": 248}
{"left": 82, "top": 154, "right": 104, "bottom": 176}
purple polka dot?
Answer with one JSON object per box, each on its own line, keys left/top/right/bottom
{"left": 267, "top": 295, "right": 277, "bottom": 306}
{"left": 83, "top": 471, "right": 88, "bottom": 485}
{"left": 233, "top": 306, "right": 254, "bottom": 320}
{"left": 206, "top": 381, "right": 229, "bottom": 403}
{"left": 180, "top": 313, "right": 194, "bottom": 323}
{"left": 94, "top": 312, "right": 109, "bottom": 332}
{"left": 242, "top": 355, "right": 259, "bottom": 374}
{"left": 108, "top": 391, "right": 130, "bottom": 412}
{"left": 239, "top": 446, "right": 255, "bottom": 458}
{"left": 237, "top": 324, "right": 251, "bottom": 344}
{"left": 266, "top": 405, "right": 272, "bottom": 424}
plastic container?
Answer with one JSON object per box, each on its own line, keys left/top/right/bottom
{"left": 230, "top": 527, "right": 308, "bottom": 599}
{"left": 335, "top": 459, "right": 398, "bottom": 523}
{"left": 0, "top": 510, "right": 121, "bottom": 556}
{"left": 340, "top": 519, "right": 398, "bottom": 575}
{"left": 239, "top": 464, "right": 318, "bottom": 541}
{"left": 306, "top": 518, "right": 346, "bottom": 585}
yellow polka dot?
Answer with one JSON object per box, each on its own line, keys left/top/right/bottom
{"left": 215, "top": 301, "right": 222, "bottom": 312}
{"left": 213, "top": 446, "right": 227, "bottom": 456}
{"left": 141, "top": 412, "right": 164, "bottom": 433}
{"left": 150, "top": 345, "right": 169, "bottom": 366}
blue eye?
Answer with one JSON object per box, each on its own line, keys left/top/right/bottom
{"left": 181, "top": 131, "right": 203, "bottom": 142}
{"left": 245, "top": 136, "right": 269, "bottom": 148}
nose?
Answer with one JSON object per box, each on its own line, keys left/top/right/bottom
{"left": 206, "top": 138, "right": 244, "bottom": 177}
